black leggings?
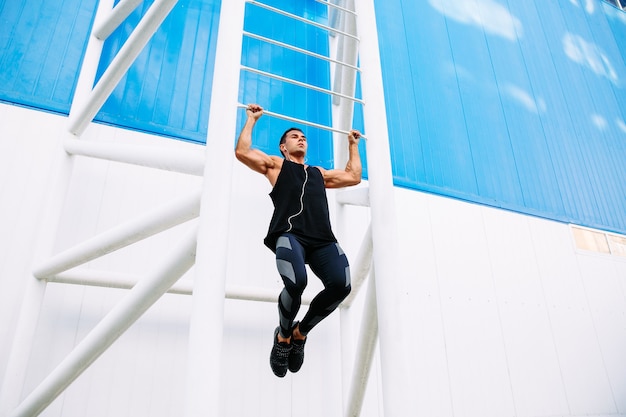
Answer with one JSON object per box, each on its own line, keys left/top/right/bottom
{"left": 275, "top": 233, "right": 352, "bottom": 338}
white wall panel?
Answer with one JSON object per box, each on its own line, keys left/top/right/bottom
{"left": 427, "top": 196, "right": 516, "bottom": 417}
{"left": 0, "top": 105, "right": 69, "bottom": 388}
{"left": 395, "top": 188, "right": 454, "bottom": 417}
{"left": 530, "top": 219, "right": 618, "bottom": 415}
{"left": 576, "top": 254, "right": 626, "bottom": 413}
{"left": 482, "top": 209, "right": 569, "bottom": 416}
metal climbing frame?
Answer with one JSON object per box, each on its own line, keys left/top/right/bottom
{"left": 0, "top": 0, "right": 410, "bottom": 416}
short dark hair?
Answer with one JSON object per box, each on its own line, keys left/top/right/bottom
{"left": 279, "top": 127, "right": 303, "bottom": 157}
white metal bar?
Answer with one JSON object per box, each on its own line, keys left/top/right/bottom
{"left": 49, "top": 270, "right": 195, "bottom": 295}
{"left": 331, "top": 0, "right": 358, "bottom": 163}
{"left": 344, "top": 271, "right": 378, "bottom": 417}
{"left": 9, "top": 228, "right": 197, "bottom": 417}
{"left": 243, "top": 31, "right": 360, "bottom": 71}
{"left": 64, "top": 138, "right": 205, "bottom": 176}
{"left": 183, "top": 0, "right": 246, "bottom": 415}
{"left": 227, "top": 284, "right": 314, "bottom": 304}
{"left": 330, "top": 0, "right": 362, "bottom": 408}
{"left": 316, "top": 0, "right": 357, "bottom": 16}
{"left": 48, "top": 270, "right": 315, "bottom": 304}
{"left": 332, "top": 29, "right": 346, "bottom": 106}
{"left": 246, "top": 0, "right": 360, "bottom": 40}
{"left": 356, "top": 0, "right": 414, "bottom": 415}
{"left": 93, "top": 0, "right": 143, "bottom": 40}
{"left": 236, "top": 104, "right": 366, "bottom": 139}
{"left": 33, "top": 190, "right": 201, "bottom": 279}
{"left": 335, "top": 187, "right": 370, "bottom": 207}
{"left": 241, "top": 65, "right": 365, "bottom": 104}
{"left": 341, "top": 224, "right": 372, "bottom": 307}
{"left": 67, "top": 0, "right": 179, "bottom": 136}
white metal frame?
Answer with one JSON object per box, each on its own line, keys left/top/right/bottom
{"left": 0, "top": 0, "right": 408, "bottom": 416}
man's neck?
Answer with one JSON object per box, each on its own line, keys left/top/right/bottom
{"left": 287, "top": 155, "right": 306, "bottom": 165}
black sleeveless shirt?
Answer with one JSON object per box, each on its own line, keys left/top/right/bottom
{"left": 264, "top": 160, "right": 337, "bottom": 252}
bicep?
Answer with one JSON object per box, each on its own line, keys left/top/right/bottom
{"left": 320, "top": 167, "right": 361, "bottom": 188}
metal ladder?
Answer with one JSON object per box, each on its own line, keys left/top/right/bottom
{"left": 0, "top": 1, "right": 409, "bottom": 416}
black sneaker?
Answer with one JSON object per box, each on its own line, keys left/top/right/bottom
{"left": 270, "top": 327, "right": 292, "bottom": 377}
{"left": 288, "top": 322, "right": 306, "bottom": 373}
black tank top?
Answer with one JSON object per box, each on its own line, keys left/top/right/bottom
{"left": 264, "top": 160, "right": 337, "bottom": 252}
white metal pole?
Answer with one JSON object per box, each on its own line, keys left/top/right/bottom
{"left": 355, "top": 0, "right": 415, "bottom": 415}
{"left": 67, "top": 0, "right": 179, "bottom": 136}
{"left": 0, "top": 0, "right": 114, "bottom": 413}
{"left": 183, "top": 0, "right": 246, "bottom": 415}
{"left": 335, "top": 187, "right": 370, "bottom": 207}
{"left": 332, "top": 0, "right": 358, "bottom": 167}
{"left": 33, "top": 189, "right": 201, "bottom": 279}
{"left": 341, "top": 224, "right": 372, "bottom": 307}
{"left": 332, "top": 0, "right": 361, "bottom": 407}
{"left": 64, "top": 138, "right": 206, "bottom": 176}
{"left": 9, "top": 227, "right": 198, "bottom": 417}
{"left": 49, "top": 270, "right": 316, "bottom": 304}
{"left": 49, "top": 269, "right": 195, "bottom": 294}
{"left": 93, "top": 0, "right": 143, "bottom": 40}
{"left": 345, "top": 270, "right": 378, "bottom": 417}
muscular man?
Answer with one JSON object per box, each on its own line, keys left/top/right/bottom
{"left": 235, "top": 104, "right": 362, "bottom": 377}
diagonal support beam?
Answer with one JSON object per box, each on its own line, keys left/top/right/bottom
{"left": 68, "top": 0, "right": 179, "bottom": 136}
{"left": 33, "top": 189, "right": 201, "bottom": 279}
{"left": 9, "top": 227, "right": 198, "bottom": 417}
{"left": 93, "top": 0, "right": 144, "bottom": 40}
{"left": 344, "top": 271, "right": 379, "bottom": 417}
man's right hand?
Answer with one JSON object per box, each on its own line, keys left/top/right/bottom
{"left": 246, "top": 104, "right": 264, "bottom": 121}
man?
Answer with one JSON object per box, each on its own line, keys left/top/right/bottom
{"left": 235, "top": 103, "right": 363, "bottom": 377}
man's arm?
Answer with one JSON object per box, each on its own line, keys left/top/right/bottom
{"left": 320, "top": 129, "right": 363, "bottom": 188}
{"left": 235, "top": 104, "right": 276, "bottom": 175}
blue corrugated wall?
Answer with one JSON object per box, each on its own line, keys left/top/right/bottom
{"left": 375, "top": 0, "right": 626, "bottom": 234}
{"left": 0, "top": 0, "right": 97, "bottom": 113}
{"left": 0, "top": 0, "right": 624, "bottom": 234}
{"left": 95, "top": 0, "right": 221, "bottom": 143}
{"left": 236, "top": 0, "right": 336, "bottom": 168}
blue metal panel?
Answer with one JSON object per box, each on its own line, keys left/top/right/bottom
{"left": 0, "top": 0, "right": 97, "bottom": 113}
{"left": 95, "top": 0, "right": 221, "bottom": 144}
{"left": 3, "top": 0, "right": 622, "bottom": 233}
{"left": 375, "top": 0, "right": 626, "bottom": 234}
{"left": 447, "top": 3, "right": 525, "bottom": 206}
{"left": 531, "top": 0, "right": 626, "bottom": 230}
{"left": 237, "top": 0, "right": 334, "bottom": 168}
{"left": 486, "top": 1, "right": 564, "bottom": 215}
{"left": 376, "top": 0, "right": 480, "bottom": 194}
{"left": 96, "top": 0, "right": 337, "bottom": 168}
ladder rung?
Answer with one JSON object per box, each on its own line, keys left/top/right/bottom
{"left": 246, "top": 0, "right": 359, "bottom": 41}
{"left": 243, "top": 31, "right": 360, "bottom": 72}
{"left": 241, "top": 65, "right": 364, "bottom": 105}
{"left": 237, "top": 104, "right": 367, "bottom": 140}
{"left": 315, "top": 0, "right": 357, "bottom": 16}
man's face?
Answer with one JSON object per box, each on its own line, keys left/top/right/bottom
{"left": 282, "top": 130, "right": 307, "bottom": 157}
